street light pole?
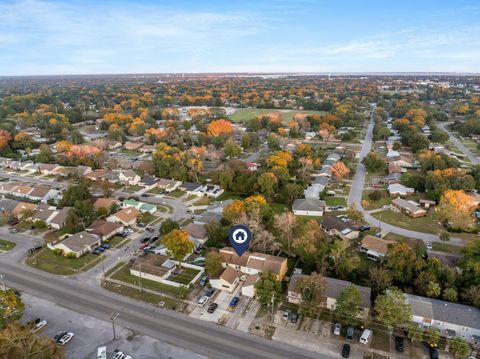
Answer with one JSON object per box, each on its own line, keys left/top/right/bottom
{"left": 110, "top": 313, "right": 119, "bottom": 340}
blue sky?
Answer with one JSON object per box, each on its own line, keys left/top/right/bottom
{"left": 1, "top": 0, "right": 480, "bottom": 75}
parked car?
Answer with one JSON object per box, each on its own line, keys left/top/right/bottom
{"left": 112, "top": 350, "right": 125, "bottom": 359}
{"left": 229, "top": 297, "right": 240, "bottom": 308}
{"left": 429, "top": 348, "right": 439, "bottom": 359}
{"left": 290, "top": 312, "right": 299, "bottom": 323}
{"left": 199, "top": 276, "right": 209, "bottom": 286}
{"left": 346, "top": 327, "right": 354, "bottom": 341}
{"left": 57, "top": 332, "right": 74, "bottom": 346}
{"left": 32, "top": 319, "right": 47, "bottom": 333}
{"left": 206, "top": 288, "right": 215, "bottom": 297}
{"left": 8, "top": 228, "right": 17, "bottom": 233}
{"left": 146, "top": 227, "right": 154, "bottom": 232}
{"left": 27, "top": 246, "right": 43, "bottom": 255}
{"left": 197, "top": 296, "right": 209, "bottom": 307}
{"left": 137, "top": 222, "right": 146, "bottom": 227}
{"left": 207, "top": 303, "right": 218, "bottom": 313}
{"left": 54, "top": 330, "right": 67, "bottom": 342}
{"left": 341, "top": 343, "right": 350, "bottom": 358}
{"left": 359, "top": 225, "right": 370, "bottom": 232}
{"left": 140, "top": 237, "right": 149, "bottom": 244}
{"left": 360, "top": 329, "right": 373, "bottom": 344}
{"left": 149, "top": 236, "right": 158, "bottom": 242}
{"left": 333, "top": 323, "right": 342, "bottom": 335}
{"left": 96, "top": 246, "right": 105, "bottom": 253}
{"left": 427, "top": 243, "right": 433, "bottom": 250}
{"left": 101, "top": 243, "right": 110, "bottom": 249}
{"left": 282, "top": 310, "right": 291, "bottom": 321}
{"left": 395, "top": 336, "right": 404, "bottom": 352}
{"left": 92, "top": 249, "right": 102, "bottom": 255}
{"left": 141, "top": 193, "right": 149, "bottom": 197}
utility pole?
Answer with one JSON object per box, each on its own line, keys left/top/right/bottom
{"left": 110, "top": 313, "right": 119, "bottom": 340}
{"left": 271, "top": 292, "right": 275, "bottom": 324}
{"left": 0, "top": 274, "right": 6, "bottom": 291}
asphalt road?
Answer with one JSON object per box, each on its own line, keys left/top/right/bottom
{"left": 438, "top": 122, "right": 480, "bottom": 165}
{"left": 0, "top": 260, "right": 326, "bottom": 359}
{"left": 348, "top": 106, "right": 466, "bottom": 246}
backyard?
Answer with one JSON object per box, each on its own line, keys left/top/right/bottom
{"left": 167, "top": 267, "right": 201, "bottom": 285}
{"left": 26, "top": 248, "right": 102, "bottom": 275}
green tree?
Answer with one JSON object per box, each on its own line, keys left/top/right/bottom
{"left": 440, "top": 231, "right": 450, "bottom": 242}
{"left": 329, "top": 240, "right": 360, "bottom": 279}
{"left": 385, "top": 243, "right": 424, "bottom": 285}
{"left": 424, "top": 327, "right": 440, "bottom": 346}
{"left": 282, "top": 183, "right": 304, "bottom": 206}
{"left": 368, "top": 267, "right": 393, "bottom": 297}
{"left": 224, "top": 139, "right": 242, "bottom": 158}
{"left": 447, "top": 336, "right": 470, "bottom": 359}
{"left": 60, "top": 182, "right": 92, "bottom": 207}
{"left": 334, "top": 284, "right": 361, "bottom": 325}
{"left": 35, "top": 144, "right": 53, "bottom": 163}
{"left": 362, "top": 151, "right": 386, "bottom": 172}
{"left": 374, "top": 288, "right": 412, "bottom": 329}
{"left": 160, "top": 219, "right": 179, "bottom": 236}
{"left": 407, "top": 324, "right": 423, "bottom": 344}
{"left": 255, "top": 272, "right": 282, "bottom": 309}
{"left": 442, "top": 287, "right": 458, "bottom": 302}
{"left": 346, "top": 204, "right": 363, "bottom": 224}
{"left": 205, "top": 252, "right": 224, "bottom": 276}
{"left": 163, "top": 229, "right": 193, "bottom": 263}
{"left": 0, "top": 322, "right": 65, "bottom": 359}
{"left": 0, "top": 290, "right": 24, "bottom": 327}
{"left": 295, "top": 272, "right": 325, "bottom": 317}
{"left": 257, "top": 172, "right": 278, "bottom": 201}
{"left": 65, "top": 200, "right": 95, "bottom": 232}
{"left": 204, "top": 221, "right": 228, "bottom": 247}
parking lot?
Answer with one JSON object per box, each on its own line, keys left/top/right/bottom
{"left": 21, "top": 293, "right": 206, "bottom": 359}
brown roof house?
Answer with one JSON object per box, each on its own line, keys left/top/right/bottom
{"left": 359, "top": 235, "right": 395, "bottom": 261}
{"left": 87, "top": 220, "right": 124, "bottom": 241}
{"left": 50, "top": 231, "right": 101, "bottom": 257}
{"left": 182, "top": 223, "right": 207, "bottom": 247}
{"left": 209, "top": 266, "right": 244, "bottom": 293}
{"left": 391, "top": 198, "right": 427, "bottom": 218}
{"left": 12, "top": 202, "right": 37, "bottom": 219}
{"left": 107, "top": 207, "right": 140, "bottom": 226}
{"left": 124, "top": 141, "right": 144, "bottom": 151}
{"left": 93, "top": 197, "right": 119, "bottom": 211}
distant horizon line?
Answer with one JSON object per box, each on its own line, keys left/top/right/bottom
{"left": 1, "top": 71, "right": 480, "bottom": 79}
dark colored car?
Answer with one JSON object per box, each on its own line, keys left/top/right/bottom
{"left": 429, "top": 348, "right": 439, "bottom": 359}
{"left": 395, "top": 336, "right": 404, "bottom": 352}
{"left": 101, "top": 243, "right": 110, "bottom": 249}
{"left": 137, "top": 222, "right": 146, "bottom": 227}
{"left": 207, "top": 303, "right": 218, "bottom": 313}
{"left": 229, "top": 297, "right": 240, "bottom": 308}
{"left": 359, "top": 225, "right": 371, "bottom": 232}
{"left": 149, "top": 236, "right": 159, "bottom": 241}
{"left": 146, "top": 227, "right": 154, "bottom": 232}
{"left": 206, "top": 288, "right": 215, "bottom": 297}
{"left": 141, "top": 194, "right": 149, "bottom": 197}
{"left": 341, "top": 344, "right": 350, "bottom": 358}
{"left": 54, "top": 331, "right": 67, "bottom": 342}
{"left": 140, "top": 237, "right": 149, "bottom": 243}
{"left": 290, "top": 312, "right": 299, "bottom": 323}
{"left": 346, "top": 327, "right": 355, "bottom": 341}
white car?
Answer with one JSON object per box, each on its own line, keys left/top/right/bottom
{"left": 32, "top": 320, "right": 47, "bottom": 333}
{"left": 57, "top": 332, "right": 74, "bottom": 346}
{"left": 334, "top": 323, "right": 342, "bottom": 335}
{"left": 112, "top": 351, "right": 125, "bottom": 359}
{"left": 197, "top": 296, "right": 209, "bottom": 306}
{"left": 124, "top": 356, "right": 133, "bottom": 359}
{"left": 427, "top": 243, "right": 433, "bottom": 250}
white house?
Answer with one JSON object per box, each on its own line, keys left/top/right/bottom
{"left": 209, "top": 266, "right": 244, "bottom": 293}
{"left": 292, "top": 198, "right": 326, "bottom": 216}
{"left": 118, "top": 170, "right": 141, "bottom": 186}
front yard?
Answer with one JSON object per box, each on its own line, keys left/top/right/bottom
{"left": 324, "top": 197, "right": 347, "bottom": 206}
{"left": 107, "top": 235, "right": 130, "bottom": 249}
{"left": 167, "top": 190, "right": 186, "bottom": 198}
{"left": 125, "top": 185, "right": 145, "bottom": 193}
{"left": 361, "top": 190, "right": 392, "bottom": 210}
{"left": 26, "top": 248, "right": 102, "bottom": 275}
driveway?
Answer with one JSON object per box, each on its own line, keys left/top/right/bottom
{"left": 348, "top": 106, "right": 466, "bottom": 246}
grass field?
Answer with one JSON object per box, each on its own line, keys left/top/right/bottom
{"left": 167, "top": 267, "right": 201, "bottom": 285}
{"left": 108, "top": 235, "right": 130, "bottom": 249}
{"left": 361, "top": 190, "right": 392, "bottom": 210}
{"left": 229, "top": 108, "right": 326, "bottom": 123}
{"left": 431, "top": 242, "right": 463, "bottom": 254}
{"left": 383, "top": 232, "right": 426, "bottom": 255}
{"left": 125, "top": 185, "right": 144, "bottom": 193}
{"left": 324, "top": 197, "right": 347, "bottom": 206}
{"left": 167, "top": 190, "right": 185, "bottom": 198}
{"left": 193, "top": 197, "right": 212, "bottom": 206}
{"left": 26, "top": 248, "right": 101, "bottom": 275}
{"left": 0, "top": 239, "right": 16, "bottom": 252}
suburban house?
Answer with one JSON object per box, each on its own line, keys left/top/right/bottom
{"left": 130, "top": 253, "right": 204, "bottom": 288}
{"left": 12, "top": 202, "right": 37, "bottom": 219}
{"left": 241, "top": 274, "right": 259, "bottom": 297}
{"left": 405, "top": 293, "right": 480, "bottom": 345}
{"left": 124, "top": 141, "right": 143, "bottom": 151}
{"left": 48, "top": 207, "right": 70, "bottom": 229}
{"left": 200, "top": 184, "right": 224, "bottom": 198}
{"left": 288, "top": 274, "right": 371, "bottom": 315}
{"left": 87, "top": 220, "right": 124, "bottom": 241}
{"left": 388, "top": 183, "right": 414, "bottom": 197}
{"left": 292, "top": 198, "right": 326, "bottom": 217}
{"left": 388, "top": 163, "right": 404, "bottom": 174}
{"left": 30, "top": 204, "right": 58, "bottom": 226}
{"left": 50, "top": 231, "right": 101, "bottom": 257}
{"left": 359, "top": 235, "right": 394, "bottom": 261}
{"left": 391, "top": 198, "right": 427, "bottom": 218}
{"left": 118, "top": 170, "right": 141, "bottom": 186}
{"left": 0, "top": 199, "right": 20, "bottom": 215}
{"left": 93, "top": 197, "right": 119, "bottom": 211}
{"left": 389, "top": 157, "right": 414, "bottom": 169}
{"left": 122, "top": 199, "right": 157, "bottom": 214}
{"left": 139, "top": 175, "right": 159, "bottom": 190}
{"left": 209, "top": 266, "right": 244, "bottom": 293}
{"left": 27, "top": 185, "right": 60, "bottom": 203}
{"left": 83, "top": 169, "right": 107, "bottom": 182}
{"left": 218, "top": 247, "right": 288, "bottom": 282}
{"left": 419, "top": 199, "right": 436, "bottom": 209}
{"left": 37, "top": 163, "right": 61, "bottom": 175}
{"left": 179, "top": 182, "right": 203, "bottom": 196}
{"left": 182, "top": 223, "right": 207, "bottom": 247}
{"left": 157, "top": 178, "right": 182, "bottom": 192}
{"left": 107, "top": 207, "right": 141, "bottom": 226}
{"left": 320, "top": 216, "right": 359, "bottom": 240}
{"left": 386, "top": 149, "right": 400, "bottom": 159}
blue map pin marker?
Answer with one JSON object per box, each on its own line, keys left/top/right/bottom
{"left": 228, "top": 224, "right": 252, "bottom": 256}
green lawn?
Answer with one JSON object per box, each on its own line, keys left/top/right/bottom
{"left": 0, "top": 239, "right": 16, "bottom": 252}
{"left": 324, "top": 197, "right": 347, "bottom": 206}
{"left": 361, "top": 190, "right": 392, "bottom": 210}
{"left": 167, "top": 267, "right": 201, "bottom": 285}
{"left": 229, "top": 108, "right": 326, "bottom": 123}
{"left": 167, "top": 190, "right": 186, "bottom": 198}
{"left": 110, "top": 263, "right": 190, "bottom": 297}
{"left": 108, "top": 235, "right": 130, "bottom": 249}
{"left": 125, "top": 185, "right": 145, "bottom": 193}
{"left": 140, "top": 212, "right": 156, "bottom": 224}
{"left": 271, "top": 202, "right": 288, "bottom": 214}
{"left": 147, "top": 187, "right": 164, "bottom": 195}
{"left": 431, "top": 242, "right": 463, "bottom": 254}
{"left": 26, "top": 248, "right": 101, "bottom": 275}
{"left": 216, "top": 191, "right": 244, "bottom": 201}
{"left": 193, "top": 197, "right": 212, "bottom": 206}
{"left": 102, "top": 282, "right": 182, "bottom": 310}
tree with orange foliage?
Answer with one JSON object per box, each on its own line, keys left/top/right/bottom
{"left": 55, "top": 140, "right": 73, "bottom": 153}
{"left": 223, "top": 200, "right": 245, "bottom": 222}
{"left": 436, "top": 190, "right": 477, "bottom": 232}
{"left": 13, "top": 131, "right": 33, "bottom": 150}
{"left": 0, "top": 130, "right": 12, "bottom": 152}
{"left": 207, "top": 119, "right": 233, "bottom": 137}
{"left": 331, "top": 161, "right": 349, "bottom": 180}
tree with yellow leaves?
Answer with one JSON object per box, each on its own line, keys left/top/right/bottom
{"left": 163, "top": 229, "right": 193, "bottom": 263}
{"left": 331, "top": 161, "right": 350, "bottom": 180}
{"left": 55, "top": 140, "right": 73, "bottom": 153}
{"left": 207, "top": 119, "right": 233, "bottom": 137}
{"left": 0, "top": 129, "right": 12, "bottom": 152}
{"left": 436, "top": 190, "right": 477, "bottom": 232}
